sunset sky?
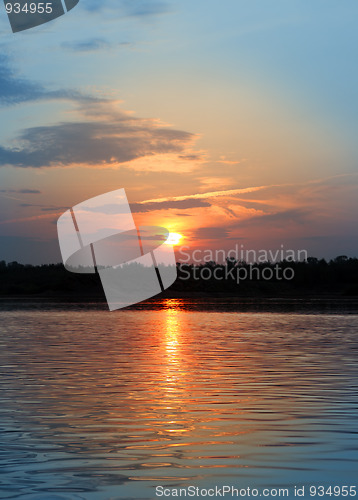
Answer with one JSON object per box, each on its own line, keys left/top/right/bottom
{"left": 0, "top": 0, "right": 357, "bottom": 264}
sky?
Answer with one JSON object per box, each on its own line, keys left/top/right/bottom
{"left": 0, "top": 0, "right": 357, "bottom": 264}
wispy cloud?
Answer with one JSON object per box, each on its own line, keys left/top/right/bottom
{"left": 0, "top": 189, "right": 42, "bottom": 202}
{"left": 81, "top": 0, "right": 172, "bottom": 17}
{"left": 190, "top": 227, "right": 231, "bottom": 240}
{"left": 62, "top": 38, "right": 112, "bottom": 52}
{"left": 0, "top": 189, "right": 41, "bottom": 194}
{"left": 0, "top": 212, "right": 62, "bottom": 225}
{"left": 0, "top": 54, "right": 104, "bottom": 107}
{"left": 121, "top": 0, "right": 171, "bottom": 17}
{"left": 141, "top": 185, "right": 276, "bottom": 204}
{"left": 61, "top": 38, "right": 131, "bottom": 52}
{"left": 238, "top": 208, "right": 309, "bottom": 227}
{"left": 0, "top": 54, "right": 46, "bottom": 106}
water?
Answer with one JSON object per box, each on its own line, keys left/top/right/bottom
{"left": 0, "top": 299, "right": 357, "bottom": 499}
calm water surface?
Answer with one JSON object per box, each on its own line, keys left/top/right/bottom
{"left": 0, "top": 299, "right": 357, "bottom": 499}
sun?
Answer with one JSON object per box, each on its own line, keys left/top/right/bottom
{"left": 166, "top": 233, "right": 183, "bottom": 245}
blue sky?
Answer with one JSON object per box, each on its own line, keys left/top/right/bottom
{"left": 0, "top": 0, "right": 357, "bottom": 263}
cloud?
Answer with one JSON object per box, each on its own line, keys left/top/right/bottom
{"left": 239, "top": 208, "right": 309, "bottom": 227}
{"left": 0, "top": 54, "right": 103, "bottom": 107}
{"left": 41, "top": 206, "right": 69, "bottom": 212}
{"left": 179, "top": 154, "right": 202, "bottom": 161}
{"left": 72, "top": 198, "right": 210, "bottom": 216}
{"left": 142, "top": 185, "right": 273, "bottom": 204}
{"left": 190, "top": 227, "right": 231, "bottom": 240}
{"left": 0, "top": 54, "right": 45, "bottom": 106}
{"left": 131, "top": 199, "right": 211, "bottom": 213}
{"left": 62, "top": 38, "right": 131, "bottom": 53}
{"left": 18, "top": 203, "right": 69, "bottom": 212}
{"left": 229, "top": 200, "right": 274, "bottom": 211}
{"left": 121, "top": 0, "right": 171, "bottom": 17}
{"left": 0, "top": 55, "right": 199, "bottom": 171}
{"left": 81, "top": 0, "right": 172, "bottom": 17}
{"left": 0, "top": 100, "right": 197, "bottom": 168}
{"left": 0, "top": 189, "right": 41, "bottom": 194}
{"left": 62, "top": 38, "right": 112, "bottom": 52}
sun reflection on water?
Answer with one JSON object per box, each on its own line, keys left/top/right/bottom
{"left": 163, "top": 301, "right": 184, "bottom": 393}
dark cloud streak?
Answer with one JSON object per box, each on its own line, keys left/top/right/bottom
{"left": 0, "top": 54, "right": 105, "bottom": 107}
{"left": 0, "top": 189, "right": 41, "bottom": 194}
{"left": 131, "top": 199, "right": 211, "bottom": 213}
{"left": 62, "top": 38, "right": 118, "bottom": 52}
{"left": 190, "top": 227, "right": 231, "bottom": 240}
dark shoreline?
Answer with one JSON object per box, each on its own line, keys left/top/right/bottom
{"left": 1, "top": 258, "right": 357, "bottom": 312}
{"left": 1, "top": 293, "right": 357, "bottom": 314}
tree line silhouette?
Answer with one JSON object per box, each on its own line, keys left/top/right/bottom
{"left": 0, "top": 256, "right": 357, "bottom": 298}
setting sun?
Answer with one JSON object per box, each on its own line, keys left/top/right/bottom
{"left": 166, "top": 233, "right": 183, "bottom": 245}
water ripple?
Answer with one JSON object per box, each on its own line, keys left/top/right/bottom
{"left": 0, "top": 301, "right": 357, "bottom": 498}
